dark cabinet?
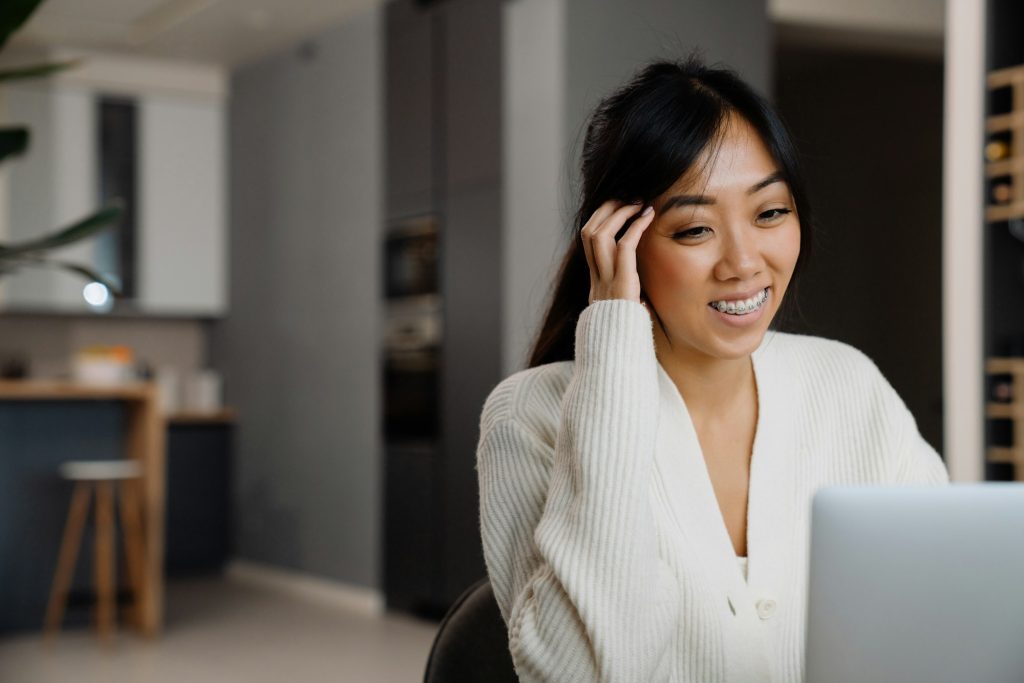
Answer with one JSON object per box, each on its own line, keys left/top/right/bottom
{"left": 383, "top": 0, "right": 502, "bottom": 616}
{"left": 384, "top": 442, "right": 439, "bottom": 615}
{"left": 165, "top": 421, "right": 233, "bottom": 576}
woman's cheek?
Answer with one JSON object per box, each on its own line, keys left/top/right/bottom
{"left": 777, "top": 223, "right": 802, "bottom": 277}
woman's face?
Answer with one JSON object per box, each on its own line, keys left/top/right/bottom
{"left": 636, "top": 113, "right": 801, "bottom": 363}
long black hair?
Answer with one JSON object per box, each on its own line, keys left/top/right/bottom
{"left": 527, "top": 52, "right": 814, "bottom": 369}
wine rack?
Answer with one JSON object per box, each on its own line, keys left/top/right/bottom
{"left": 986, "top": 357, "right": 1024, "bottom": 480}
{"left": 985, "top": 64, "right": 1024, "bottom": 222}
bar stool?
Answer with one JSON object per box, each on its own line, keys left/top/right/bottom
{"left": 44, "top": 460, "right": 147, "bottom": 643}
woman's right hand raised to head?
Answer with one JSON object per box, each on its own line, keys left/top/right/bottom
{"left": 580, "top": 200, "right": 656, "bottom": 305}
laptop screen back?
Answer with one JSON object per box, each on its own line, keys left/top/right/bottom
{"left": 805, "top": 484, "right": 1024, "bottom": 683}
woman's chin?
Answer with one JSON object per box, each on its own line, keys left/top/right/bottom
{"left": 655, "top": 303, "right": 778, "bottom": 362}
{"left": 697, "top": 320, "right": 774, "bottom": 360}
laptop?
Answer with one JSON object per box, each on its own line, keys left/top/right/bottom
{"left": 805, "top": 483, "right": 1024, "bottom": 683}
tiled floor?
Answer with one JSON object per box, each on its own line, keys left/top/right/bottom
{"left": 0, "top": 577, "right": 440, "bottom": 683}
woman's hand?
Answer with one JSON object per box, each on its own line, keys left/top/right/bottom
{"left": 580, "top": 200, "right": 655, "bottom": 305}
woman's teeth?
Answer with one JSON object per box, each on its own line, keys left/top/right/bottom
{"left": 710, "top": 288, "right": 769, "bottom": 315}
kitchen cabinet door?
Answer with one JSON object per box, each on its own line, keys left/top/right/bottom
{"left": 138, "top": 95, "right": 226, "bottom": 315}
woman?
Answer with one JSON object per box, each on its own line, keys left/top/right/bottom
{"left": 475, "top": 54, "right": 948, "bottom": 683}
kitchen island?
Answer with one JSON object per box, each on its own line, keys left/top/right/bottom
{"left": 0, "top": 380, "right": 165, "bottom": 636}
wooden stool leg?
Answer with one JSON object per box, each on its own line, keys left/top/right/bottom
{"left": 94, "top": 481, "right": 116, "bottom": 643}
{"left": 118, "top": 479, "right": 146, "bottom": 631}
{"left": 44, "top": 482, "right": 93, "bottom": 641}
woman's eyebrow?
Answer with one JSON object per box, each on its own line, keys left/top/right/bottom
{"left": 661, "top": 171, "right": 786, "bottom": 211}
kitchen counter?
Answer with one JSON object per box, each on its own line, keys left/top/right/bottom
{"left": 0, "top": 379, "right": 165, "bottom": 636}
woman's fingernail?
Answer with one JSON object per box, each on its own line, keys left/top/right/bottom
{"left": 641, "top": 206, "right": 653, "bottom": 216}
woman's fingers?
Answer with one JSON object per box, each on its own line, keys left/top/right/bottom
{"left": 580, "top": 201, "right": 621, "bottom": 294}
{"left": 581, "top": 199, "right": 621, "bottom": 234}
{"left": 615, "top": 205, "right": 655, "bottom": 284}
{"left": 588, "top": 202, "right": 643, "bottom": 281}
{"left": 581, "top": 200, "right": 655, "bottom": 304}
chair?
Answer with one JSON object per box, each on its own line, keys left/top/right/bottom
{"left": 423, "top": 578, "right": 519, "bottom": 682}
{"left": 44, "top": 459, "right": 147, "bottom": 643}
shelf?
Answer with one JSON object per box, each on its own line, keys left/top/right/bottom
{"left": 987, "top": 64, "right": 1024, "bottom": 89}
{"left": 987, "top": 357, "right": 1024, "bottom": 374}
{"left": 986, "top": 201, "right": 1024, "bottom": 222}
{"left": 986, "top": 402, "right": 1024, "bottom": 418}
{"left": 987, "top": 446, "right": 1024, "bottom": 464}
{"left": 986, "top": 111, "right": 1024, "bottom": 133}
{"left": 986, "top": 157, "right": 1024, "bottom": 177}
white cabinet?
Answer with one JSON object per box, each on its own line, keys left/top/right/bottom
{"left": 139, "top": 96, "right": 226, "bottom": 314}
{"left": 0, "top": 54, "right": 227, "bottom": 316}
{"left": 1, "top": 83, "right": 98, "bottom": 312}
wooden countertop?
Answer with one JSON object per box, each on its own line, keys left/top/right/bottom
{"left": 0, "top": 380, "right": 237, "bottom": 448}
{"left": 0, "top": 379, "right": 155, "bottom": 401}
{"left": 0, "top": 382, "right": 236, "bottom": 424}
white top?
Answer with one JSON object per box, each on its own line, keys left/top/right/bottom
{"left": 738, "top": 556, "right": 749, "bottom": 582}
{"left": 476, "top": 299, "right": 949, "bottom": 683}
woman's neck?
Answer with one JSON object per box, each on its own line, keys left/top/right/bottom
{"left": 655, "top": 343, "right": 756, "bottom": 431}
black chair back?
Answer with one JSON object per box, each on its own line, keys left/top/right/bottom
{"left": 423, "top": 578, "right": 519, "bottom": 682}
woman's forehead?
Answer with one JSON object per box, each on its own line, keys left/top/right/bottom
{"left": 662, "top": 120, "right": 783, "bottom": 200}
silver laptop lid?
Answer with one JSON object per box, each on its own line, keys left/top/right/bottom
{"left": 805, "top": 484, "right": 1024, "bottom": 683}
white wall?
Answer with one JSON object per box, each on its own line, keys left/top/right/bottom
{"left": 942, "top": 0, "right": 986, "bottom": 482}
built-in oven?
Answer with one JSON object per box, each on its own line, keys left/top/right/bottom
{"left": 383, "top": 216, "right": 441, "bottom": 442}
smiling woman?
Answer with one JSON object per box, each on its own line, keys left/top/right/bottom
{"left": 475, "top": 52, "right": 949, "bottom": 683}
{"left": 638, "top": 113, "right": 802, "bottom": 363}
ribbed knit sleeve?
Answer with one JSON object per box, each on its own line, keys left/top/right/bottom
{"left": 836, "top": 342, "right": 950, "bottom": 487}
{"left": 477, "top": 300, "right": 680, "bottom": 682}
{"left": 885, "top": 382, "right": 950, "bottom": 486}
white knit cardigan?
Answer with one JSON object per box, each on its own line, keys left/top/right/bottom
{"left": 476, "top": 299, "right": 949, "bottom": 683}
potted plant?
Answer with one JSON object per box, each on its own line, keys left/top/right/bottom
{"left": 0, "top": 0, "right": 122, "bottom": 294}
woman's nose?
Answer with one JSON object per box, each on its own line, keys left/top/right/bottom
{"left": 713, "top": 227, "right": 763, "bottom": 281}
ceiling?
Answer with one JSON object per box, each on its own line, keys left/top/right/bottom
{"left": 770, "top": 0, "right": 943, "bottom": 37}
{"left": 10, "top": 0, "right": 384, "bottom": 68}
{"left": 10, "top": 0, "right": 944, "bottom": 69}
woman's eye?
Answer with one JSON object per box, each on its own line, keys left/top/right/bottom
{"left": 759, "top": 208, "right": 792, "bottom": 222}
{"left": 673, "top": 226, "right": 711, "bottom": 240}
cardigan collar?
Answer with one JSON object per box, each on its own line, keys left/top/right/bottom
{"left": 650, "top": 329, "right": 799, "bottom": 601}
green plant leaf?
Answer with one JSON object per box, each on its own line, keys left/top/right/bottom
{"left": 0, "top": 127, "right": 28, "bottom": 163}
{"left": 0, "top": 202, "right": 123, "bottom": 256}
{"left": 43, "top": 260, "right": 123, "bottom": 296}
{"left": 0, "top": 256, "right": 123, "bottom": 296}
{"left": 0, "top": 0, "right": 45, "bottom": 52}
{"left": 0, "top": 60, "right": 79, "bottom": 83}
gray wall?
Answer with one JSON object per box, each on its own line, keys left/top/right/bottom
{"left": 209, "top": 7, "right": 383, "bottom": 587}
{"left": 502, "top": 0, "right": 772, "bottom": 374}
{"left": 565, "top": 0, "right": 772, "bottom": 147}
